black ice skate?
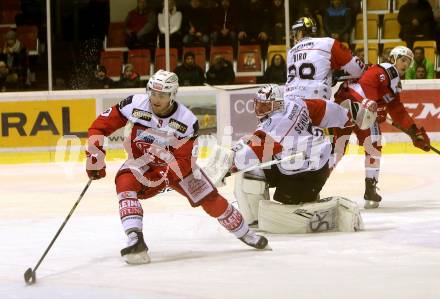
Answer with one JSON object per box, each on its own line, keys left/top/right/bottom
{"left": 364, "top": 178, "right": 382, "bottom": 209}
{"left": 120, "top": 231, "right": 150, "bottom": 264}
{"left": 239, "top": 230, "right": 270, "bottom": 250}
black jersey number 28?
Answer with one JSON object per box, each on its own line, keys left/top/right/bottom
{"left": 287, "top": 63, "right": 316, "bottom": 82}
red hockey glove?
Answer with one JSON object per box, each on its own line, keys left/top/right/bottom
{"left": 86, "top": 144, "right": 106, "bottom": 180}
{"left": 408, "top": 125, "right": 430, "bottom": 152}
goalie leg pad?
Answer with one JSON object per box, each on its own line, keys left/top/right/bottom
{"left": 258, "top": 197, "right": 363, "bottom": 233}
{"left": 234, "top": 172, "right": 269, "bottom": 225}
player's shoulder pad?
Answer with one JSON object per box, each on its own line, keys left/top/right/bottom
{"left": 379, "top": 62, "right": 399, "bottom": 80}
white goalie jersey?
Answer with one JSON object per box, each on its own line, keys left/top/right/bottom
{"left": 234, "top": 96, "right": 350, "bottom": 176}
{"left": 285, "top": 37, "right": 365, "bottom": 100}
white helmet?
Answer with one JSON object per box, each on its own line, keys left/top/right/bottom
{"left": 147, "top": 69, "right": 179, "bottom": 102}
{"left": 254, "top": 84, "right": 284, "bottom": 118}
{"left": 390, "top": 46, "right": 414, "bottom": 65}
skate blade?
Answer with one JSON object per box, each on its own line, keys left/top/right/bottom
{"left": 123, "top": 250, "right": 151, "bottom": 265}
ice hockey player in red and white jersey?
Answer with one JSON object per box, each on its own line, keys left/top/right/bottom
{"left": 227, "top": 84, "right": 365, "bottom": 233}
{"left": 286, "top": 17, "right": 365, "bottom": 100}
{"left": 86, "top": 70, "right": 269, "bottom": 264}
{"left": 333, "top": 46, "right": 431, "bottom": 209}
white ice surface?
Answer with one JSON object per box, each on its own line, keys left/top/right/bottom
{"left": 1, "top": 154, "right": 439, "bottom": 299}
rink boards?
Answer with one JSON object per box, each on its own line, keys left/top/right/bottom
{"left": 0, "top": 81, "right": 439, "bottom": 163}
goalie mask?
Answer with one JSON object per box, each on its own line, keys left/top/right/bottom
{"left": 254, "top": 84, "right": 284, "bottom": 118}
{"left": 146, "top": 69, "right": 179, "bottom": 103}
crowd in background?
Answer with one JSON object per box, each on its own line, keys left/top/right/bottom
{"left": 1, "top": 0, "right": 440, "bottom": 92}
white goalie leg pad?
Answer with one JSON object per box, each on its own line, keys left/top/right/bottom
{"left": 234, "top": 171, "right": 269, "bottom": 225}
{"left": 258, "top": 197, "right": 363, "bottom": 233}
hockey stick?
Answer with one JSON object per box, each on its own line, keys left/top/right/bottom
{"left": 385, "top": 117, "right": 440, "bottom": 155}
{"left": 24, "top": 179, "right": 93, "bottom": 285}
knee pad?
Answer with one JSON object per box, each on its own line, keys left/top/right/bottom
{"left": 116, "top": 172, "right": 142, "bottom": 194}
{"left": 258, "top": 196, "right": 363, "bottom": 233}
{"left": 233, "top": 172, "right": 269, "bottom": 225}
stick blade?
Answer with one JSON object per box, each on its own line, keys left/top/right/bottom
{"left": 24, "top": 268, "right": 36, "bottom": 285}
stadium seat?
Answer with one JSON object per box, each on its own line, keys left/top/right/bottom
{"left": 16, "top": 25, "right": 38, "bottom": 55}
{"left": 366, "top": 0, "right": 390, "bottom": 14}
{"left": 237, "top": 44, "right": 263, "bottom": 76}
{"left": 353, "top": 14, "right": 379, "bottom": 43}
{"left": 266, "top": 44, "right": 287, "bottom": 68}
{"left": 0, "top": 9, "right": 18, "bottom": 26}
{"left": 100, "top": 51, "right": 124, "bottom": 80}
{"left": 413, "top": 40, "right": 437, "bottom": 69}
{"left": 210, "top": 45, "right": 233, "bottom": 65}
{"left": 0, "top": 0, "right": 21, "bottom": 11}
{"left": 128, "top": 49, "right": 151, "bottom": 80}
{"left": 382, "top": 13, "right": 400, "bottom": 42}
{"left": 105, "top": 22, "right": 128, "bottom": 51}
{"left": 154, "top": 48, "right": 178, "bottom": 72}
{"left": 354, "top": 43, "right": 379, "bottom": 64}
{"left": 382, "top": 41, "right": 407, "bottom": 62}
{"left": 183, "top": 47, "right": 206, "bottom": 71}
{"left": 234, "top": 76, "right": 257, "bottom": 84}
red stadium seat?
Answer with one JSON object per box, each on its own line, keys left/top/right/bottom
{"left": 100, "top": 51, "right": 124, "bottom": 79}
{"left": 128, "top": 49, "right": 151, "bottom": 79}
{"left": 105, "top": 22, "right": 128, "bottom": 51}
{"left": 154, "top": 48, "right": 178, "bottom": 72}
{"left": 183, "top": 47, "right": 206, "bottom": 71}
{"left": 16, "top": 25, "right": 38, "bottom": 55}
{"left": 237, "top": 44, "right": 263, "bottom": 76}
{"left": 0, "top": 0, "right": 21, "bottom": 11}
{"left": 210, "top": 46, "right": 233, "bottom": 65}
{"left": 0, "top": 10, "right": 19, "bottom": 25}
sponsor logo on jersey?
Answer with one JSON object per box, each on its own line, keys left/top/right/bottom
{"left": 168, "top": 118, "right": 188, "bottom": 133}
{"left": 132, "top": 108, "right": 152, "bottom": 121}
{"left": 101, "top": 107, "right": 112, "bottom": 117}
{"left": 118, "top": 96, "right": 133, "bottom": 109}
{"left": 379, "top": 74, "right": 386, "bottom": 82}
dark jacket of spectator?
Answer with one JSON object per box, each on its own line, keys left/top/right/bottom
{"left": 125, "top": 0, "right": 157, "bottom": 49}
{"left": 118, "top": 64, "right": 141, "bottom": 88}
{"left": 0, "top": 31, "right": 28, "bottom": 87}
{"left": 398, "top": 0, "right": 436, "bottom": 47}
{"left": 262, "top": 54, "right": 287, "bottom": 84}
{"left": 210, "top": 0, "right": 238, "bottom": 45}
{"left": 323, "top": 0, "right": 352, "bottom": 42}
{"left": 90, "top": 65, "right": 114, "bottom": 89}
{"left": 174, "top": 52, "right": 206, "bottom": 86}
{"left": 206, "top": 55, "right": 235, "bottom": 85}
{"left": 268, "top": 0, "right": 286, "bottom": 44}
{"left": 237, "top": 0, "right": 270, "bottom": 43}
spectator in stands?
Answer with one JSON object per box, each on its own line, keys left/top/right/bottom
{"left": 415, "top": 65, "right": 427, "bottom": 79}
{"left": 90, "top": 65, "right": 114, "bottom": 89}
{"left": 210, "top": 0, "right": 238, "bottom": 46}
{"left": 0, "top": 60, "right": 18, "bottom": 92}
{"left": 118, "top": 64, "right": 141, "bottom": 88}
{"left": 262, "top": 54, "right": 286, "bottom": 83}
{"left": 323, "top": 0, "right": 352, "bottom": 43}
{"left": 405, "top": 46, "right": 435, "bottom": 79}
{"left": 158, "top": 0, "right": 183, "bottom": 51}
{"left": 206, "top": 54, "right": 235, "bottom": 85}
{"left": 267, "top": 0, "right": 286, "bottom": 44}
{"left": 182, "top": 0, "right": 210, "bottom": 47}
{"left": 174, "top": 51, "right": 205, "bottom": 86}
{"left": 0, "top": 30, "right": 28, "bottom": 88}
{"left": 398, "top": 0, "right": 436, "bottom": 49}
{"left": 237, "top": 0, "right": 269, "bottom": 51}
{"left": 124, "top": 0, "right": 157, "bottom": 49}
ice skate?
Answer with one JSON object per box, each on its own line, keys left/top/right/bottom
{"left": 364, "top": 178, "right": 381, "bottom": 209}
{"left": 120, "top": 231, "right": 150, "bottom": 264}
{"left": 239, "top": 230, "right": 270, "bottom": 250}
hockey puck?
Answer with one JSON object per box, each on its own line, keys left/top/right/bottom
{"left": 24, "top": 268, "right": 36, "bottom": 285}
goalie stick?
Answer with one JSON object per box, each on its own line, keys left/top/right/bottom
{"left": 385, "top": 117, "right": 440, "bottom": 155}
